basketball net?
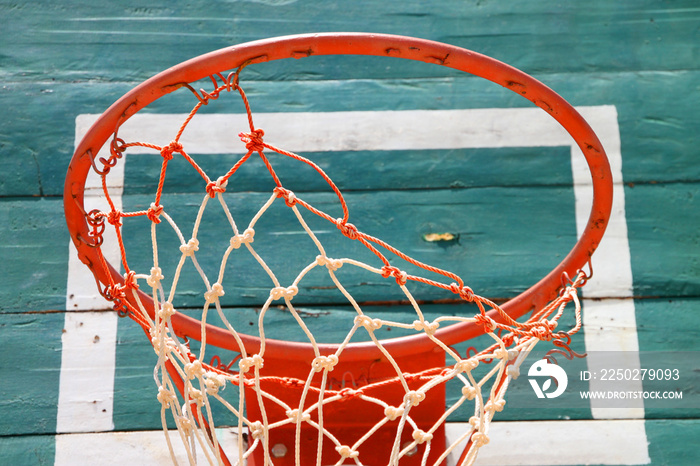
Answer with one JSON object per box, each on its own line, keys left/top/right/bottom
{"left": 84, "top": 66, "right": 589, "bottom": 466}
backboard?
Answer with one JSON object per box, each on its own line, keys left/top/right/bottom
{"left": 1, "top": 2, "right": 698, "bottom": 465}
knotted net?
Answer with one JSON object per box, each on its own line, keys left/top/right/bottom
{"left": 82, "top": 68, "right": 589, "bottom": 466}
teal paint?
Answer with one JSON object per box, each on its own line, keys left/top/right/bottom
{"left": 123, "top": 146, "right": 573, "bottom": 195}
{"left": 3, "top": 419, "right": 698, "bottom": 466}
{"left": 0, "top": 198, "right": 69, "bottom": 313}
{"left": 646, "top": 419, "right": 700, "bottom": 465}
{"left": 0, "top": 0, "right": 697, "bottom": 463}
{"left": 0, "top": 434, "right": 55, "bottom": 466}
{"left": 626, "top": 183, "right": 700, "bottom": 297}
{"left": 4, "top": 69, "right": 700, "bottom": 198}
{"left": 635, "top": 297, "right": 700, "bottom": 420}
{"left": 2, "top": 1, "right": 698, "bottom": 83}
{"left": 112, "top": 317, "right": 168, "bottom": 431}
{"left": 0, "top": 312, "right": 63, "bottom": 436}
{"left": 118, "top": 185, "right": 577, "bottom": 307}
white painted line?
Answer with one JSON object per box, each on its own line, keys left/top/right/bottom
{"left": 53, "top": 420, "right": 650, "bottom": 466}
{"left": 463, "top": 419, "right": 650, "bottom": 465}
{"left": 55, "top": 429, "right": 240, "bottom": 465}
{"left": 572, "top": 108, "right": 645, "bottom": 420}
{"left": 57, "top": 125, "right": 123, "bottom": 434}
{"left": 573, "top": 107, "right": 633, "bottom": 298}
{"left": 583, "top": 299, "right": 645, "bottom": 420}
{"left": 76, "top": 106, "right": 599, "bottom": 157}
{"left": 56, "top": 311, "right": 118, "bottom": 433}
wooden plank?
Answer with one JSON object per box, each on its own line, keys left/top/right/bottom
{"left": 626, "top": 183, "right": 700, "bottom": 298}
{"left": 106, "top": 296, "right": 699, "bottom": 431}
{"left": 115, "top": 186, "right": 578, "bottom": 306}
{"left": 3, "top": 1, "right": 699, "bottom": 83}
{"left": 0, "top": 433, "right": 54, "bottom": 466}
{"left": 634, "top": 297, "right": 700, "bottom": 421}
{"left": 0, "top": 198, "right": 69, "bottom": 312}
{"left": 469, "top": 419, "right": 650, "bottom": 465}
{"left": 0, "top": 0, "right": 697, "bottom": 462}
{"left": 645, "top": 419, "right": 700, "bottom": 465}
{"left": 2, "top": 418, "right": 696, "bottom": 465}
{"left": 0, "top": 294, "right": 691, "bottom": 437}
{"left": 0, "top": 312, "right": 62, "bottom": 436}
{"left": 1, "top": 181, "right": 698, "bottom": 314}
{"left": 3, "top": 69, "right": 700, "bottom": 198}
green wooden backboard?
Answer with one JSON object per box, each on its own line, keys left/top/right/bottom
{"left": 1, "top": 1, "right": 698, "bottom": 465}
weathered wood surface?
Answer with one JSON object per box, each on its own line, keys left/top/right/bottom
{"left": 2, "top": 1, "right": 699, "bottom": 83}
{"left": 4, "top": 180, "right": 699, "bottom": 313}
{"left": 1, "top": 419, "right": 699, "bottom": 466}
{"left": 2, "top": 69, "right": 700, "bottom": 197}
{"left": 1, "top": 0, "right": 698, "bottom": 464}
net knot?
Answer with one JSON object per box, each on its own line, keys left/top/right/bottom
{"left": 530, "top": 321, "right": 556, "bottom": 341}
{"left": 204, "top": 282, "right": 225, "bottom": 303}
{"left": 384, "top": 406, "right": 405, "bottom": 421}
{"left": 462, "top": 385, "right": 478, "bottom": 400}
{"left": 413, "top": 319, "right": 439, "bottom": 335}
{"left": 157, "top": 387, "right": 177, "bottom": 407}
{"left": 493, "top": 348, "right": 510, "bottom": 361}
{"left": 151, "top": 335, "right": 179, "bottom": 354}
{"left": 249, "top": 421, "right": 265, "bottom": 440}
{"left": 178, "top": 416, "right": 193, "bottom": 435}
{"left": 335, "top": 445, "right": 359, "bottom": 459}
{"left": 449, "top": 283, "right": 475, "bottom": 302}
{"left": 381, "top": 265, "right": 408, "bottom": 286}
{"left": 123, "top": 271, "right": 139, "bottom": 290}
{"left": 157, "top": 302, "right": 175, "bottom": 319}
{"left": 471, "top": 432, "right": 490, "bottom": 447}
{"left": 274, "top": 186, "right": 298, "bottom": 207}
{"left": 335, "top": 219, "right": 359, "bottom": 240}
{"left": 311, "top": 354, "right": 339, "bottom": 372}
{"left": 147, "top": 267, "right": 164, "bottom": 288}
{"left": 355, "top": 315, "right": 382, "bottom": 331}
{"left": 147, "top": 202, "right": 164, "bottom": 223}
{"left": 206, "top": 176, "right": 228, "bottom": 198}
{"left": 455, "top": 358, "right": 479, "bottom": 373}
{"left": 286, "top": 409, "right": 311, "bottom": 423}
{"left": 105, "top": 283, "right": 126, "bottom": 303}
{"left": 184, "top": 360, "right": 204, "bottom": 380}
{"left": 160, "top": 141, "right": 183, "bottom": 160}
{"left": 107, "top": 210, "right": 122, "bottom": 227}
{"left": 474, "top": 313, "right": 497, "bottom": 333}
{"left": 316, "top": 255, "right": 343, "bottom": 271}
{"left": 179, "top": 238, "right": 199, "bottom": 256}
{"left": 405, "top": 390, "right": 425, "bottom": 407}
{"left": 281, "top": 377, "right": 304, "bottom": 388}
{"left": 240, "top": 129, "right": 265, "bottom": 153}
{"left": 500, "top": 333, "right": 516, "bottom": 347}
{"left": 270, "top": 286, "right": 298, "bottom": 301}
{"left": 506, "top": 365, "right": 521, "bottom": 379}
{"left": 230, "top": 228, "right": 255, "bottom": 249}
{"left": 338, "top": 387, "right": 360, "bottom": 400}
{"left": 204, "top": 372, "right": 227, "bottom": 395}
{"left": 239, "top": 355, "right": 264, "bottom": 373}
{"left": 485, "top": 399, "right": 506, "bottom": 413}
{"left": 413, "top": 429, "right": 433, "bottom": 444}
{"left": 188, "top": 388, "right": 204, "bottom": 405}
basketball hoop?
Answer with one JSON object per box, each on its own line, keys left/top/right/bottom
{"left": 65, "top": 33, "right": 612, "bottom": 465}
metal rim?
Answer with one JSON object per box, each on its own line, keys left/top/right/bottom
{"left": 65, "top": 33, "right": 613, "bottom": 361}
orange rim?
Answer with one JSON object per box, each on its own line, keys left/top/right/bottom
{"left": 65, "top": 33, "right": 613, "bottom": 361}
